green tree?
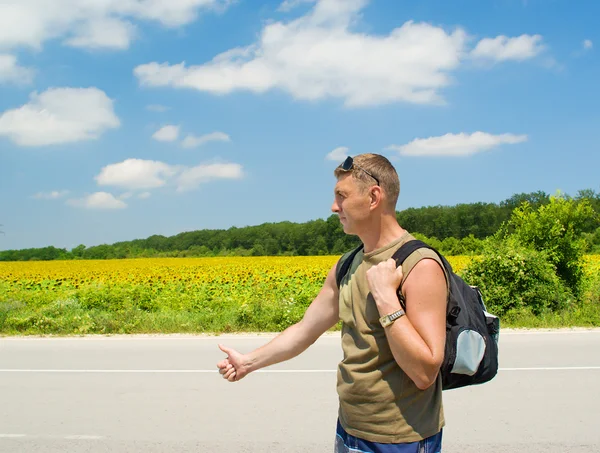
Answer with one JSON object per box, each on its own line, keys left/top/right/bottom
{"left": 2, "top": 187, "right": 598, "bottom": 261}
{"left": 500, "top": 191, "right": 550, "bottom": 212}
{"left": 575, "top": 189, "right": 600, "bottom": 233}
{"left": 71, "top": 244, "right": 86, "bottom": 258}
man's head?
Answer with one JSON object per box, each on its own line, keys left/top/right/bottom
{"left": 333, "top": 153, "right": 400, "bottom": 208}
{"left": 332, "top": 153, "right": 400, "bottom": 234}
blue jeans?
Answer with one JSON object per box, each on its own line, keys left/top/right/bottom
{"left": 334, "top": 420, "right": 443, "bottom": 453}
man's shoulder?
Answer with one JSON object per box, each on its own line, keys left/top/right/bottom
{"left": 400, "top": 246, "right": 449, "bottom": 289}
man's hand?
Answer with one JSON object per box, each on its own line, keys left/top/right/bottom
{"left": 366, "top": 258, "right": 404, "bottom": 316}
{"left": 217, "top": 344, "right": 250, "bottom": 382}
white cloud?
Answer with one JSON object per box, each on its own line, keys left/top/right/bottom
{"left": 0, "top": 87, "right": 120, "bottom": 146}
{"left": 326, "top": 146, "right": 349, "bottom": 161}
{"left": 386, "top": 132, "right": 528, "bottom": 157}
{"left": 152, "top": 125, "right": 180, "bottom": 142}
{"left": 94, "top": 158, "right": 244, "bottom": 193}
{"left": 278, "top": 0, "right": 317, "bottom": 12}
{"left": 32, "top": 190, "right": 69, "bottom": 200}
{"left": 118, "top": 190, "right": 151, "bottom": 199}
{"left": 135, "top": 0, "right": 469, "bottom": 107}
{"left": 0, "top": 54, "right": 34, "bottom": 84}
{"left": 471, "top": 34, "right": 544, "bottom": 62}
{"left": 176, "top": 163, "right": 243, "bottom": 191}
{"left": 572, "top": 39, "right": 593, "bottom": 58}
{"left": 0, "top": 0, "right": 230, "bottom": 51}
{"left": 146, "top": 104, "right": 170, "bottom": 112}
{"left": 67, "top": 192, "right": 127, "bottom": 210}
{"left": 181, "top": 131, "right": 230, "bottom": 148}
{"left": 95, "top": 158, "right": 178, "bottom": 190}
{"left": 65, "top": 17, "right": 135, "bottom": 50}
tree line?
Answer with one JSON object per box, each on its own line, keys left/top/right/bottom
{"left": 2, "top": 189, "right": 599, "bottom": 261}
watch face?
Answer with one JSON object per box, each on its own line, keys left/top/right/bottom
{"left": 380, "top": 310, "right": 404, "bottom": 327}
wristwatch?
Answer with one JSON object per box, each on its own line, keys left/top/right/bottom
{"left": 379, "top": 309, "right": 406, "bottom": 328}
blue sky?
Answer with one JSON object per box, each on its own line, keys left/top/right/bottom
{"left": 0, "top": 0, "right": 598, "bottom": 251}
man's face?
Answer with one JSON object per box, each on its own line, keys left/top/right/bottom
{"left": 331, "top": 174, "right": 372, "bottom": 235}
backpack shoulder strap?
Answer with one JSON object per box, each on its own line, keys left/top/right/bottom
{"left": 392, "top": 239, "right": 454, "bottom": 274}
{"left": 335, "top": 244, "right": 363, "bottom": 288}
{"left": 391, "top": 239, "right": 432, "bottom": 265}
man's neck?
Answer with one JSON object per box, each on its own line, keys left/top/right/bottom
{"left": 359, "top": 215, "right": 406, "bottom": 253}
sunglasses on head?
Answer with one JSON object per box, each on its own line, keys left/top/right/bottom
{"left": 340, "top": 156, "right": 380, "bottom": 186}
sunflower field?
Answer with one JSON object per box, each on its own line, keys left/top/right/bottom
{"left": 0, "top": 255, "right": 598, "bottom": 335}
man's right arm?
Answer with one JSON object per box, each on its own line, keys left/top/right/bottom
{"left": 217, "top": 264, "right": 340, "bottom": 382}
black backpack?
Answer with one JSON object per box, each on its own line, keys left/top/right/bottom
{"left": 335, "top": 239, "right": 500, "bottom": 391}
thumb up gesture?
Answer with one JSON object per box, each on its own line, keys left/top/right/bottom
{"left": 216, "top": 344, "right": 250, "bottom": 382}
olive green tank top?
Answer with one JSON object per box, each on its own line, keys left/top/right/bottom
{"left": 337, "top": 232, "right": 447, "bottom": 443}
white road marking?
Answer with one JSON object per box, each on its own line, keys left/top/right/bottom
{"left": 499, "top": 330, "right": 600, "bottom": 335}
{"left": 0, "top": 369, "right": 330, "bottom": 373}
{"left": 500, "top": 366, "right": 600, "bottom": 371}
{"left": 0, "top": 329, "right": 598, "bottom": 341}
{"left": 64, "top": 435, "right": 104, "bottom": 440}
{"left": 0, "top": 434, "right": 104, "bottom": 440}
{"left": 0, "top": 367, "right": 599, "bottom": 373}
{"left": 0, "top": 369, "right": 218, "bottom": 373}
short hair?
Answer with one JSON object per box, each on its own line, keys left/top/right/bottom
{"left": 334, "top": 153, "right": 400, "bottom": 209}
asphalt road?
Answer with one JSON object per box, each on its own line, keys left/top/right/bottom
{"left": 1, "top": 329, "right": 599, "bottom": 452}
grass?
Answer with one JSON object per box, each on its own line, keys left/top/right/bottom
{"left": 501, "top": 276, "right": 600, "bottom": 328}
{"left": 0, "top": 280, "right": 318, "bottom": 336}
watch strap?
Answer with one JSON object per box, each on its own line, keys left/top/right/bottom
{"left": 379, "top": 308, "right": 406, "bottom": 327}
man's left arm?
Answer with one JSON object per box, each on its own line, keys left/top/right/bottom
{"left": 366, "top": 258, "right": 447, "bottom": 390}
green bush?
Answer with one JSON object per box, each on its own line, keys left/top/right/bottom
{"left": 495, "top": 194, "right": 597, "bottom": 298}
{"left": 460, "top": 237, "right": 575, "bottom": 316}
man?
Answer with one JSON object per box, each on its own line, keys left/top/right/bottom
{"left": 217, "top": 153, "right": 448, "bottom": 452}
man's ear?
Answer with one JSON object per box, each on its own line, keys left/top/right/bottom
{"left": 370, "top": 186, "right": 383, "bottom": 209}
